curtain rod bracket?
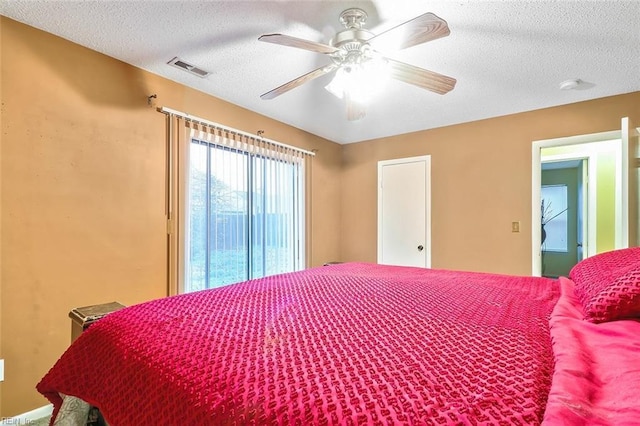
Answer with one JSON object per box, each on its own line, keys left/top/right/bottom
{"left": 147, "top": 94, "right": 157, "bottom": 106}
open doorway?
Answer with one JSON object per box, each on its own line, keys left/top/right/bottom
{"left": 532, "top": 122, "right": 629, "bottom": 276}
{"left": 540, "top": 159, "right": 586, "bottom": 278}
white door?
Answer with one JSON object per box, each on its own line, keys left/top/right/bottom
{"left": 378, "top": 156, "right": 431, "bottom": 267}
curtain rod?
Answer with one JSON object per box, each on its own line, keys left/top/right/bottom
{"left": 159, "top": 106, "right": 315, "bottom": 157}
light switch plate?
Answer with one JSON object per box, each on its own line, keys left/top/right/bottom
{"left": 0, "top": 359, "right": 4, "bottom": 381}
{"left": 511, "top": 221, "right": 520, "bottom": 233}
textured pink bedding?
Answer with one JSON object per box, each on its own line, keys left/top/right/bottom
{"left": 38, "top": 263, "right": 562, "bottom": 424}
{"left": 543, "top": 277, "right": 640, "bottom": 425}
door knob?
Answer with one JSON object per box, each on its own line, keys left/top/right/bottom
{"left": 417, "top": 245, "right": 424, "bottom": 252}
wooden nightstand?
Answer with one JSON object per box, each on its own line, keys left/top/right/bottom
{"left": 69, "top": 301, "right": 126, "bottom": 342}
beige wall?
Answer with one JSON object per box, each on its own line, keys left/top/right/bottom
{"left": 0, "top": 17, "right": 341, "bottom": 416}
{"left": 341, "top": 92, "right": 640, "bottom": 274}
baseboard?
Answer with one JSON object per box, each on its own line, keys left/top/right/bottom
{"left": 1, "top": 404, "right": 53, "bottom": 424}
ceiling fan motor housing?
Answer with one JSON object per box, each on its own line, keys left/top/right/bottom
{"left": 331, "top": 29, "right": 374, "bottom": 49}
{"left": 331, "top": 9, "right": 376, "bottom": 67}
{"left": 333, "top": 9, "right": 373, "bottom": 46}
{"left": 339, "top": 8, "right": 368, "bottom": 29}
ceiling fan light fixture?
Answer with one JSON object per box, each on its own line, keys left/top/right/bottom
{"left": 324, "top": 68, "right": 347, "bottom": 99}
{"left": 324, "top": 57, "right": 390, "bottom": 104}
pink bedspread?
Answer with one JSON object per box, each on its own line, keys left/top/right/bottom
{"left": 38, "top": 263, "right": 560, "bottom": 425}
{"left": 543, "top": 277, "right": 640, "bottom": 425}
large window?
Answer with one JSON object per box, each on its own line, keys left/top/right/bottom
{"left": 186, "top": 138, "right": 305, "bottom": 292}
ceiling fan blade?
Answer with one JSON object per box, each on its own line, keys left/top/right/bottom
{"left": 345, "top": 94, "right": 367, "bottom": 121}
{"left": 258, "top": 34, "right": 339, "bottom": 55}
{"left": 261, "top": 65, "right": 337, "bottom": 100}
{"left": 368, "top": 12, "right": 450, "bottom": 51}
{"left": 387, "top": 59, "right": 456, "bottom": 95}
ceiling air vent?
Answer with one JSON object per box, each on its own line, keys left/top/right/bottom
{"left": 167, "top": 57, "right": 211, "bottom": 78}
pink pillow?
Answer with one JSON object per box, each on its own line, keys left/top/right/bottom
{"left": 570, "top": 247, "right": 640, "bottom": 323}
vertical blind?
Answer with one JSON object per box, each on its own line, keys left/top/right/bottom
{"left": 162, "top": 107, "right": 314, "bottom": 294}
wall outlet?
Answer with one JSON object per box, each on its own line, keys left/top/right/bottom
{"left": 0, "top": 359, "right": 4, "bottom": 382}
{"left": 511, "top": 221, "right": 520, "bottom": 233}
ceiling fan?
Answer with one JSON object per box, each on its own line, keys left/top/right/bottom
{"left": 258, "top": 8, "right": 457, "bottom": 120}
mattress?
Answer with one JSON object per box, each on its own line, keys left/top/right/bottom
{"left": 37, "top": 261, "right": 640, "bottom": 425}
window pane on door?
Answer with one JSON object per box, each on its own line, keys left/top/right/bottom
{"left": 186, "top": 139, "right": 304, "bottom": 293}
{"left": 251, "top": 156, "right": 297, "bottom": 278}
{"left": 209, "top": 146, "right": 248, "bottom": 288}
{"left": 188, "top": 142, "right": 208, "bottom": 291}
{"left": 541, "top": 184, "right": 568, "bottom": 252}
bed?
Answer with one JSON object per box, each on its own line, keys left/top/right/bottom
{"left": 37, "top": 248, "right": 640, "bottom": 425}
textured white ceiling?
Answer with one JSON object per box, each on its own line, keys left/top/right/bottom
{"left": 2, "top": 0, "right": 639, "bottom": 144}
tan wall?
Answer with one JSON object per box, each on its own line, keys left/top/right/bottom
{"left": 341, "top": 92, "right": 640, "bottom": 274}
{"left": 0, "top": 17, "right": 341, "bottom": 416}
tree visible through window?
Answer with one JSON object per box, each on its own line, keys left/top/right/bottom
{"left": 541, "top": 185, "right": 568, "bottom": 252}
{"left": 186, "top": 139, "right": 304, "bottom": 292}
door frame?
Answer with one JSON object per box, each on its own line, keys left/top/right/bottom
{"left": 377, "top": 155, "right": 432, "bottom": 267}
{"left": 541, "top": 156, "right": 591, "bottom": 261}
{"left": 532, "top": 129, "right": 627, "bottom": 276}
